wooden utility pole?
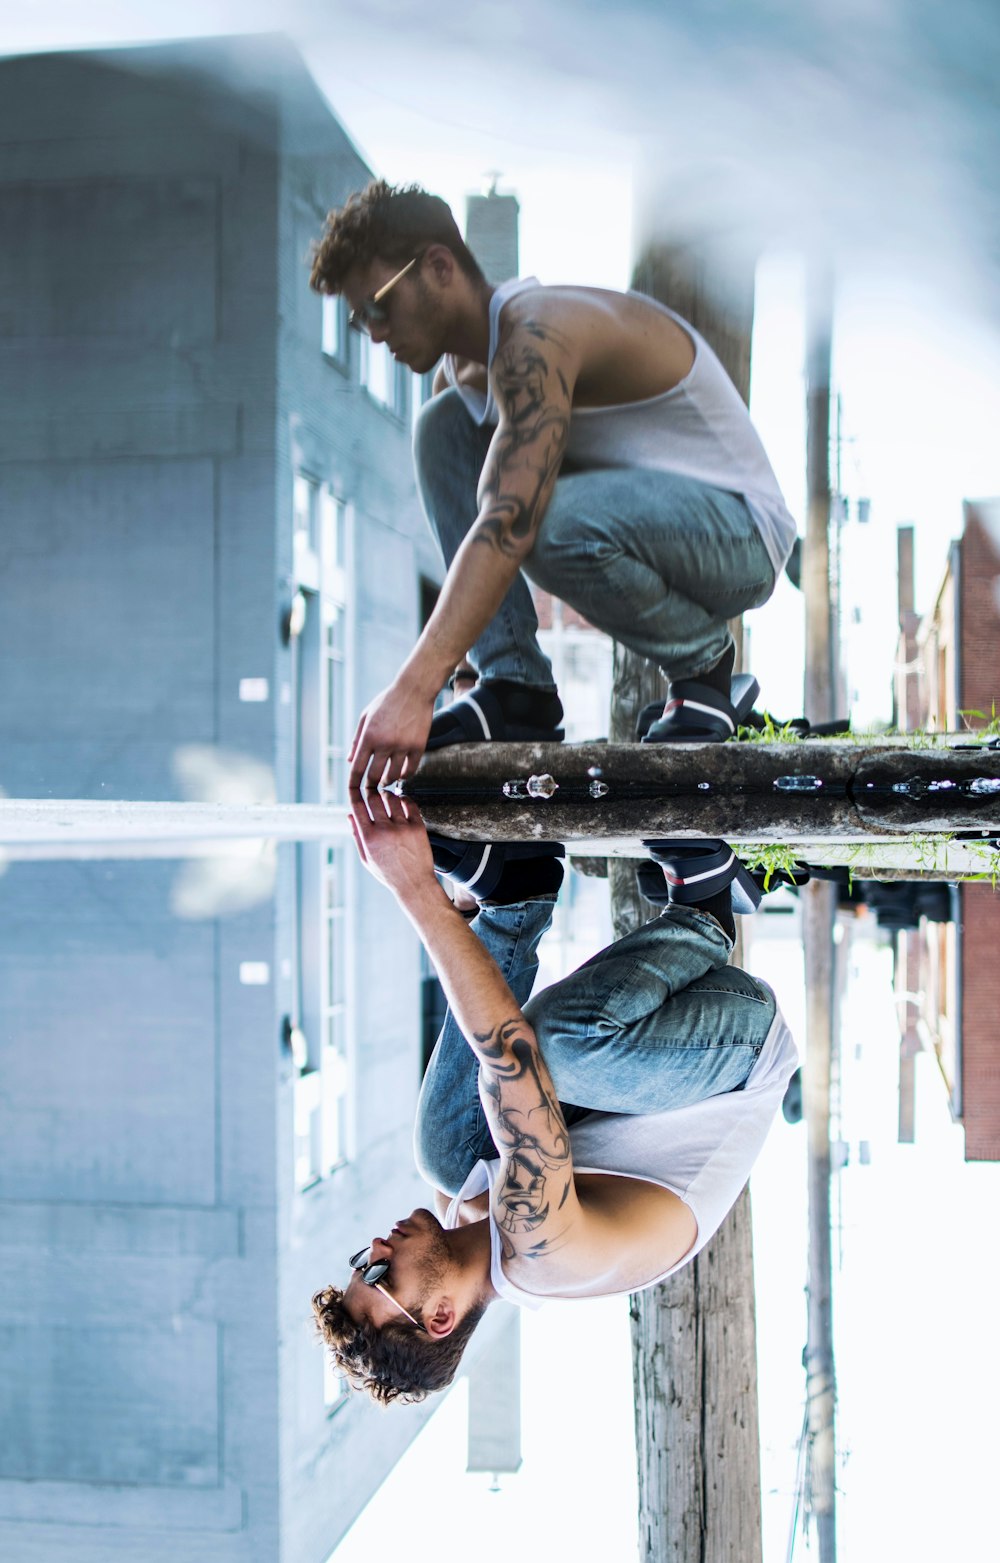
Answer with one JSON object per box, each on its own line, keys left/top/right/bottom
{"left": 619, "top": 237, "right": 762, "bottom": 1563}
{"left": 802, "top": 257, "right": 838, "bottom": 1562}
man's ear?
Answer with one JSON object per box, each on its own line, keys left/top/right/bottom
{"left": 422, "top": 244, "right": 456, "bottom": 288}
{"left": 422, "top": 1297, "right": 457, "bottom": 1340}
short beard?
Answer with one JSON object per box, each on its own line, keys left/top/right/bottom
{"left": 408, "top": 273, "right": 448, "bottom": 369}
{"left": 413, "top": 1220, "right": 452, "bottom": 1311}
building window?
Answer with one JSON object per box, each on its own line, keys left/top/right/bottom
{"left": 361, "top": 336, "right": 407, "bottom": 418}
{"left": 292, "top": 475, "right": 355, "bottom": 1190}
{"left": 411, "top": 368, "right": 437, "bottom": 432}
{"left": 293, "top": 473, "right": 320, "bottom": 592}
{"left": 321, "top": 293, "right": 347, "bottom": 365}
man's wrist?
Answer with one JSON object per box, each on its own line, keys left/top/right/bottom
{"left": 399, "top": 644, "right": 453, "bottom": 703}
{"left": 394, "top": 873, "right": 454, "bottom": 924}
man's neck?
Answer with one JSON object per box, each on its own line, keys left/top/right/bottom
{"left": 445, "top": 1212, "right": 498, "bottom": 1303}
{"left": 445, "top": 280, "right": 495, "bottom": 366}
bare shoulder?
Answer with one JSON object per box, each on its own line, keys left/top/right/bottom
{"left": 499, "top": 285, "right": 695, "bottom": 406}
{"left": 504, "top": 1172, "right": 698, "bottom": 1299}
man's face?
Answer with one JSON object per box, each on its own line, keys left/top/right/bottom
{"left": 342, "top": 256, "right": 447, "bottom": 376}
{"left": 342, "top": 1206, "right": 449, "bottom": 1332}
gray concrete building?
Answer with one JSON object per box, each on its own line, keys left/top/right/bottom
{"left": 0, "top": 35, "right": 512, "bottom": 1563}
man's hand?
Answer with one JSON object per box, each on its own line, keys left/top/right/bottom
{"left": 348, "top": 787, "right": 438, "bottom": 905}
{"left": 347, "top": 675, "right": 436, "bottom": 790}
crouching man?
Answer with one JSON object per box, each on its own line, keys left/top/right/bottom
{"left": 313, "top": 793, "right": 796, "bottom": 1405}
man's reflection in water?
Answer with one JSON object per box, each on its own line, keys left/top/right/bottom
{"left": 313, "top": 793, "right": 796, "bottom": 1406}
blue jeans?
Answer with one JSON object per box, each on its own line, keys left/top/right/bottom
{"left": 414, "top": 900, "right": 777, "bottom": 1196}
{"left": 413, "top": 389, "right": 776, "bottom": 686}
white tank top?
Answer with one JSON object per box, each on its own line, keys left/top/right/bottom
{"left": 442, "top": 277, "right": 797, "bottom": 579}
{"left": 444, "top": 1003, "right": 798, "bottom": 1309}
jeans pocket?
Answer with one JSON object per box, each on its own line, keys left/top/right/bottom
{"left": 692, "top": 973, "right": 770, "bottom": 1005}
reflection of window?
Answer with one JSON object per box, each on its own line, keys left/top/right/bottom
{"left": 321, "top": 845, "right": 349, "bottom": 1168}
{"left": 361, "top": 336, "right": 406, "bottom": 418}
{"left": 292, "top": 475, "right": 355, "bottom": 1191}
{"left": 321, "top": 293, "right": 347, "bottom": 364}
{"left": 321, "top": 490, "right": 349, "bottom": 806}
{"left": 324, "top": 1352, "right": 349, "bottom": 1415}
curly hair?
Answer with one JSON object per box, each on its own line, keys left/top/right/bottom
{"left": 309, "top": 179, "right": 486, "bottom": 295}
{"left": 311, "top": 1283, "right": 488, "bottom": 1407}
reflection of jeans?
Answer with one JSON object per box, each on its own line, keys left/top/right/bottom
{"left": 413, "top": 389, "right": 776, "bottom": 686}
{"left": 414, "top": 899, "right": 777, "bottom": 1196}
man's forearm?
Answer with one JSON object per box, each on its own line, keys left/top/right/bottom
{"left": 399, "top": 528, "right": 528, "bottom": 696}
{"left": 395, "top": 878, "right": 533, "bottom": 1063}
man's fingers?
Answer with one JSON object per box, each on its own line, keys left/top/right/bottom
{"left": 380, "top": 751, "right": 408, "bottom": 788}
{"left": 371, "top": 787, "right": 394, "bottom": 821}
{"left": 366, "top": 751, "right": 395, "bottom": 791}
{"left": 347, "top": 810, "right": 373, "bottom": 871}
{"left": 382, "top": 789, "right": 415, "bottom": 824}
{"left": 398, "top": 794, "right": 423, "bottom": 826}
{"left": 349, "top": 788, "right": 376, "bottom": 828}
{"left": 348, "top": 750, "right": 370, "bottom": 789}
{"left": 347, "top": 710, "right": 368, "bottom": 766}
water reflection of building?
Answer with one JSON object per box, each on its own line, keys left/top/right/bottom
{"left": 891, "top": 505, "right": 1000, "bottom": 1159}
{"left": 0, "top": 36, "right": 509, "bottom": 1561}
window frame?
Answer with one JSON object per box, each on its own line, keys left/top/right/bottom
{"left": 291, "top": 473, "right": 357, "bottom": 1192}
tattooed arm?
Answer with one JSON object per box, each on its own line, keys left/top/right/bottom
{"left": 348, "top": 306, "right": 578, "bottom": 787}
{"left": 473, "top": 1012, "right": 581, "bottom": 1272}
{"left": 416, "top": 925, "right": 583, "bottom": 1275}
{"left": 358, "top": 792, "right": 587, "bottom": 1275}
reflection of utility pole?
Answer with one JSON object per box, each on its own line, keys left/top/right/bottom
{"left": 802, "top": 257, "right": 838, "bottom": 1563}
{"left": 804, "top": 262, "right": 835, "bottom": 728}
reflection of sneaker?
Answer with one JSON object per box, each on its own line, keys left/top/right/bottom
{"left": 640, "top": 838, "right": 762, "bottom": 915}
{"left": 639, "top": 672, "right": 760, "bottom": 743}
{"left": 428, "top": 835, "right": 564, "bottom": 905}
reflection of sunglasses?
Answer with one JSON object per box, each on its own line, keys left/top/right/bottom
{"left": 349, "top": 1245, "right": 427, "bottom": 1332}
{"left": 348, "top": 257, "right": 418, "bottom": 335}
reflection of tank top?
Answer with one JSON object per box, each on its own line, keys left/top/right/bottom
{"left": 444, "top": 1004, "right": 797, "bottom": 1310}
{"left": 442, "top": 276, "right": 797, "bottom": 579}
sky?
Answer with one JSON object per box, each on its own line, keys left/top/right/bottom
{"left": 5, "top": 3, "right": 1000, "bottom": 1557}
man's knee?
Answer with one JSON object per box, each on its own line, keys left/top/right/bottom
{"left": 525, "top": 488, "right": 617, "bottom": 590}
{"left": 413, "top": 1117, "right": 451, "bottom": 1194}
{"left": 413, "top": 386, "right": 489, "bottom": 472}
{"left": 413, "top": 1112, "right": 470, "bottom": 1198}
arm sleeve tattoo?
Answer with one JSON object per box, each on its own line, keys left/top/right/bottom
{"left": 474, "top": 1016, "right": 575, "bottom": 1264}
{"left": 472, "top": 317, "right": 573, "bottom": 560}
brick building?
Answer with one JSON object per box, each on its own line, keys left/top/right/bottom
{"left": 893, "top": 503, "right": 1000, "bottom": 1159}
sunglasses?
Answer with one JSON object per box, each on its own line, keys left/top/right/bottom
{"left": 348, "top": 256, "right": 418, "bottom": 335}
{"left": 349, "top": 1245, "right": 427, "bottom": 1332}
